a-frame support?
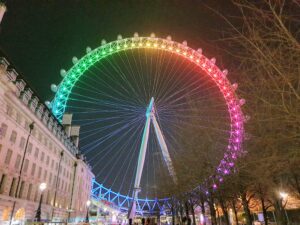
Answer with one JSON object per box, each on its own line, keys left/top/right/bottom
{"left": 128, "top": 97, "right": 177, "bottom": 219}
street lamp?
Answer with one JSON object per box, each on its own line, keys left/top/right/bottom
{"left": 279, "top": 192, "right": 288, "bottom": 199}
{"left": 9, "top": 122, "right": 34, "bottom": 225}
{"left": 279, "top": 191, "right": 290, "bottom": 225}
{"left": 85, "top": 200, "right": 91, "bottom": 223}
{"left": 35, "top": 183, "right": 47, "bottom": 222}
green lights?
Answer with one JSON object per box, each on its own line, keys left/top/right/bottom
{"left": 102, "top": 51, "right": 106, "bottom": 55}
{"left": 109, "top": 48, "right": 113, "bottom": 52}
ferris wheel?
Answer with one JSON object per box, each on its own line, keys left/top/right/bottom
{"left": 49, "top": 33, "right": 244, "bottom": 215}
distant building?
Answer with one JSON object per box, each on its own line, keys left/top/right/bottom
{"left": 0, "top": 57, "right": 94, "bottom": 224}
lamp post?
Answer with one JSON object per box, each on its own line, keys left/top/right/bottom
{"left": 85, "top": 200, "right": 91, "bottom": 223}
{"left": 51, "top": 150, "right": 64, "bottom": 221}
{"left": 9, "top": 122, "right": 34, "bottom": 225}
{"left": 35, "top": 183, "right": 47, "bottom": 222}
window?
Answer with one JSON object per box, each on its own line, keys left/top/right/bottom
{"left": 4, "top": 149, "right": 13, "bottom": 164}
{"left": 51, "top": 159, "right": 54, "bottom": 169}
{"left": 31, "top": 163, "right": 36, "bottom": 176}
{"left": 44, "top": 138, "right": 48, "bottom": 147}
{"left": 49, "top": 173, "right": 52, "bottom": 186}
{"left": 0, "top": 174, "right": 7, "bottom": 194}
{"left": 46, "top": 156, "right": 49, "bottom": 166}
{"left": 34, "top": 148, "right": 39, "bottom": 158}
{"left": 27, "top": 183, "right": 32, "bottom": 200}
{"left": 34, "top": 188, "right": 38, "bottom": 201}
{"left": 38, "top": 167, "right": 42, "bottom": 179}
{"left": 0, "top": 123, "right": 8, "bottom": 138}
{"left": 41, "top": 152, "right": 45, "bottom": 162}
{"left": 6, "top": 105, "right": 13, "bottom": 116}
{"left": 9, "top": 131, "right": 17, "bottom": 143}
{"left": 40, "top": 152, "right": 45, "bottom": 162}
{"left": 19, "top": 137, "right": 26, "bottom": 149}
{"left": 27, "top": 143, "right": 33, "bottom": 154}
{"left": 43, "top": 170, "right": 47, "bottom": 181}
{"left": 23, "top": 159, "right": 29, "bottom": 173}
{"left": 16, "top": 113, "right": 22, "bottom": 124}
{"left": 19, "top": 181, "right": 25, "bottom": 198}
{"left": 15, "top": 154, "right": 21, "bottom": 170}
{"left": 46, "top": 190, "right": 50, "bottom": 204}
{"left": 9, "top": 177, "right": 16, "bottom": 197}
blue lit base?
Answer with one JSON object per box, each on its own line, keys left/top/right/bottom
{"left": 91, "top": 179, "right": 171, "bottom": 215}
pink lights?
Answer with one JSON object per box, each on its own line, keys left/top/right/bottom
{"left": 56, "top": 36, "right": 245, "bottom": 193}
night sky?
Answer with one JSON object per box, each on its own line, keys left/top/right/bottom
{"left": 0, "top": 0, "right": 233, "bottom": 102}
{"left": 0, "top": 0, "right": 236, "bottom": 198}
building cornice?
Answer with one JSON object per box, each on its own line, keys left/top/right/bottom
{"left": 0, "top": 57, "right": 79, "bottom": 157}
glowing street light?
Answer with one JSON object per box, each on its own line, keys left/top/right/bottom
{"left": 35, "top": 183, "right": 47, "bottom": 221}
{"left": 39, "top": 183, "right": 47, "bottom": 191}
{"left": 279, "top": 192, "right": 288, "bottom": 199}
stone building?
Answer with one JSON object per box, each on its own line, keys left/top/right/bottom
{"left": 0, "top": 57, "right": 94, "bottom": 224}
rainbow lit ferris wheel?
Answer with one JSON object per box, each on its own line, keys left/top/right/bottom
{"left": 49, "top": 33, "right": 245, "bottom": 215}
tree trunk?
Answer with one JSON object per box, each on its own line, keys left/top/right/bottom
{"left": 260, "top": 196, "right": 268, "bottom": 225}
{"left": 179, "top": 203, "right": 184, "bottom": 225}
{"left": 190, "top": 201, "right": 196, "bottom": 225}
{"left": 241, "top": 192, "right": 252, "bottom": 225}
{"left": 200, "top": 199, "right": 206, "bottom": 225}
{"left": 171, "top": 204, "right": 175, "bottom": 225}
{"left": 208, "top": 199, "right": 217, "bottom": 225}
{"left": 185, "top": 201, "right": 191, "bottom": 225}
{"left": 232, "top": 199, "right": 239, "bottom": 225}
{"left": 273, "top": 198, "right": 287, "bottom": 225}
{"left": 219, "top": 196, "right": 230, "bottom": 225}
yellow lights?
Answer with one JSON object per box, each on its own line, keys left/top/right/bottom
{"left": 124, "top": 44, "right": 128, "bottom": 48}
{"left": 279, "top": 192, "right": 288, "bottom": 199}
{"left": 131, "top": 43, "right": 135, "bottom": 47}
{"left": 168, "top": 46, "right": 173, "bottom": 50}
{"left": 189, "top": 55, "right": 194, "bottom": 59}
{"left": 138, "top": 42, "right": 143, "bottom": 47}
{"left": 146, "top": 42, "right": 150, "bottom": 47}
{"left": 183, "top": 52, "right": 187, "bottom": 56}
{"left": 176, "top": 49, "right": 180, "bottom": 53}
{"left": 154, "top": 43, "right": 158, "bottom": 48}
{"left": 196, "top": 59, "right": 200, "bottom": 63}
{"left": 161, "top": 45, "right": 166, "bottom": 49}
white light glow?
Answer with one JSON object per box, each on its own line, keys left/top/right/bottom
{"left": 39, "top": 182, "right": 47, "bottom": 191}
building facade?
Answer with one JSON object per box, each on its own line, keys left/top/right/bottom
{"left": 0, "top": 57, "right": 94, "bottom": 224}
